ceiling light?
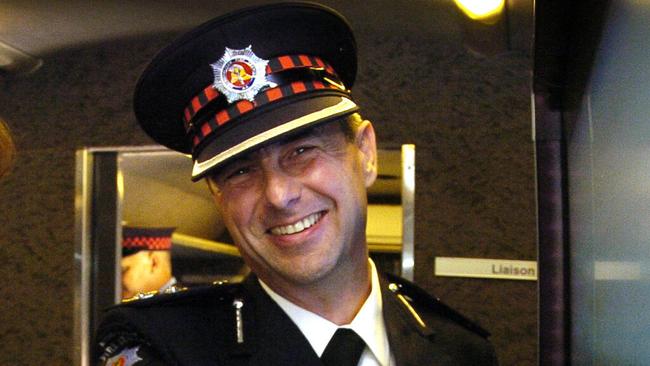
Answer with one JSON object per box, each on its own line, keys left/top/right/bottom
{"left": 454, "top": 0, "right": 505, "bottom": 24}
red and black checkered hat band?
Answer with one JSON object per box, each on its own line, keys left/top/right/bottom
{"left": 123, "top": 236, "right": 172, "bottom": 250}
{"left": 122, "top": 227, "right": 175, "bottom": 256}
{"left": 183, "top": 54, "right": 336, "bottom": 127}
{"left": 191, "top": 78, "right": 344, "bottom": 149}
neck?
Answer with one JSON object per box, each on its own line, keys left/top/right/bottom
{"left": 263, "top": 259, "right": 372, "bottom": 325}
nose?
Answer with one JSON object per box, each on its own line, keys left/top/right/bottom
{"left": 262, "top": 165, "right": 301, "bottom": 210}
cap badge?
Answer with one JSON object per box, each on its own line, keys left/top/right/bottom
{"left": 211, "top": 46, "right": 272, "bottom": 103}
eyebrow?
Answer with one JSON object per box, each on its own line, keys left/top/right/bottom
{"left": 245, "top": 125, "right": 325, "bottom": 158}
{"left": 210, "top": 123, "right": 337, "bottom": 179}
{"left": 270, "top": 124, "right": 323, "bottom": 146}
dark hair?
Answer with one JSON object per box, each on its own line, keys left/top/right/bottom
{"left": 336, "top": 112, "right": 363, "bottom": 142}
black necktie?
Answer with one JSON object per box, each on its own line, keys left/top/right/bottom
{"left": 321, "top": 328, "right": 366, "bottom": 366}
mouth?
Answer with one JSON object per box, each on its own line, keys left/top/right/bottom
{"left": 269, "top": 211, "right": 325, "bottom": 236}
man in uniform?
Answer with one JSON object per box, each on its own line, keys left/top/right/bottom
{"left": 120, "top": 226, "right": 180, "bottom": 300}
{"left": 95, "top": 2, "right": 498, "bottom": 365}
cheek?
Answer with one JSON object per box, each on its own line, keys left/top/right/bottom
{"left": 223, "top": 199, "right": 246, "bottom": 223}
{"left": 219, "top": 192, "right": 258, "bottom": 234}
{"left": 309, "top": 156, "right": 346, "bottom": 183}
{"left": 122, "top": 270, "right": 135, "bottom": 285}
{"left": 310, "top": 158, "right": 363, "bottom": 197}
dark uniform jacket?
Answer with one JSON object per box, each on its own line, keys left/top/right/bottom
{"left": 95, "top": 273, "right": 498, "bottom": 365}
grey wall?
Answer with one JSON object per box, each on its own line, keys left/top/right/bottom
{"left": 0, "top": 1, "right": 536, "bottom": 364}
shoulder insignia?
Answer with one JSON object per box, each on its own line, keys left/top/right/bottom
{"left": 97, "top": 330, "right": 147, "bottom": 364}
{"left": 384, "top": 272, "right": 490, "bottom": 339}
{"left": 121, "top": 284, "right": 188, "bottom": 303}
{"left": 104, "top": 346, "right": 143, "bottom": 366}
{"left": 387, "top": 282, "right": 435, "bottom": 338}
{"left": 121, "top": 290, "right": 163, "bottom": 303}
{"left": 111, "top": 280, "right": 243, "bottom": 309}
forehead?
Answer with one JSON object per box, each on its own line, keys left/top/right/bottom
{"left": 227, "top": 121, "right": 344, "bottom": 162}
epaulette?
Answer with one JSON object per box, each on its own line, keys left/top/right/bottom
{"left": 112, "top": 280, "right": 243, "bottom": 309}
{"left": 384, "top": 272, "right": 490, "bottom": 339}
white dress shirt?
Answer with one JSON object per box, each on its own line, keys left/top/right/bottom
{"left": 259, "top": 260, "right": 395, "bottom": 366}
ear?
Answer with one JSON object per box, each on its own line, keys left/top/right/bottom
{"left": 148, "top": 251, "right": 159, "bottom": 273}
{"left": 355, "top": 120, "right": 378, "bottom": 188}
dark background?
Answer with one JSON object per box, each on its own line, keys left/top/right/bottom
{"left": 0, "top": 1, "right": 536, "bottom": 364}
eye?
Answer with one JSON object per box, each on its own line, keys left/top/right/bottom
{"left": 285, "top": 145, "right": 317, "bottom": 164}
{"left": 210, "top": 157, "right": 260, "bottom": 190}
{"left": 293, "top": 145, "right": 315, "bottom": 156}
{"left": 225, "top": 166, "right": 251, "bottom": 181}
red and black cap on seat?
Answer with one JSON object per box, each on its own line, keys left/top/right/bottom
{"left": 133, "top": 2, "right": 359, "bottom": 181}
{"left": 122, "top": 226, "right": 175, "bottom": 257}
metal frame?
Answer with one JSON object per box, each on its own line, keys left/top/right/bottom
{"left": 74, "top": 146, "right": 163, "bottom": 366}
{"left": 73, "top": 149, "right": 92, "bottom": 366}
{"left": 400, "top": 144, "right": 416, "bottom": 281}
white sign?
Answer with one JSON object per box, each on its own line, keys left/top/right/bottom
{"left": 435, "top": 257, "right": 538, "bottom": 281}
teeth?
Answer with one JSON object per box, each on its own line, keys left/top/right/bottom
{"left": 270, "top": 212, "right": 322, "bottom": 235}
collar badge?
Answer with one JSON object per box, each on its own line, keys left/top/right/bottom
{"left": 211, "top": 46, "right": 271, "bottom": 103}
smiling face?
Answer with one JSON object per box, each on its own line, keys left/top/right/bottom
{"left": 208, "top": 116, "right": 377, "bottom": 295}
